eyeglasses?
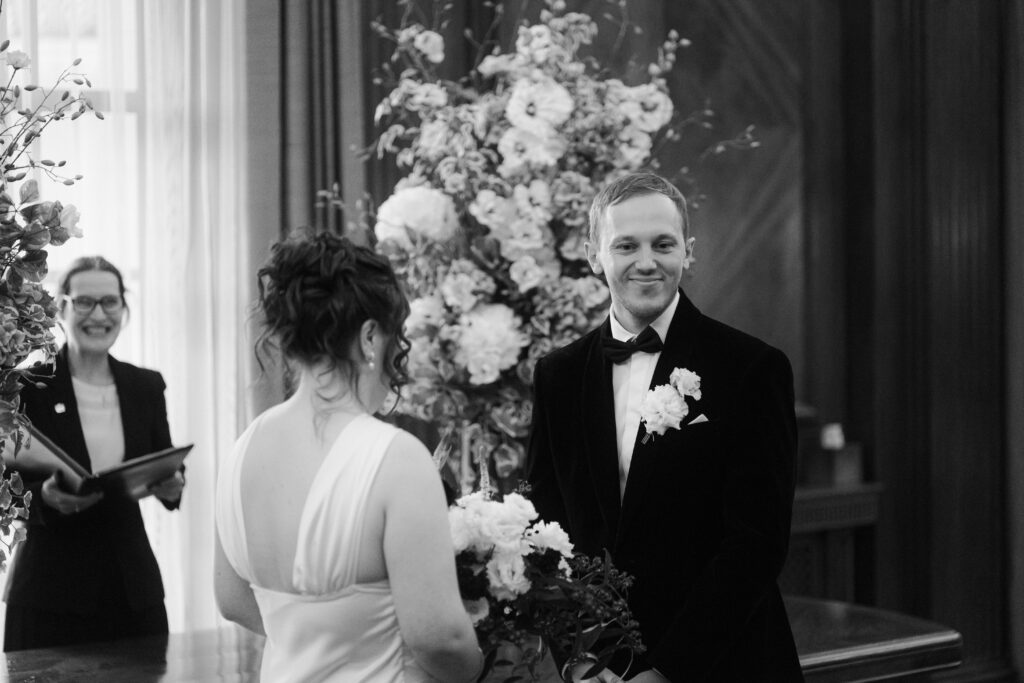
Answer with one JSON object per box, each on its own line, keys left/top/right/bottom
{"left": 64, "top": 295, "right": 124, "bottom": 314}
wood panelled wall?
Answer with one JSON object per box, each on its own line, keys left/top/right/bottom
{"left": 245, "top": 0, "right": 1021, "bottom": 678}
{"left": 845, "top": 1, "right": 1013, "bottom": 679}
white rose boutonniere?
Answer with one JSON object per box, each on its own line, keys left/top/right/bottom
{"left": 639, "top": 368, "right": 702, "bottom": 443}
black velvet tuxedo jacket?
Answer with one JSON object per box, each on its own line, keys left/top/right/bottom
{"left": 5, "top": 347, "right": 176, "bottom": 614}
{"left": 526, "top": 291, "right": 803, "bottom": 682}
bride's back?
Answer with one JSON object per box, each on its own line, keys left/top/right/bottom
{"left": 214, "top": 231, "right": 481, "bottom": 682}
{"left": 236, "top": 398, "right": 388, "bottom": 594}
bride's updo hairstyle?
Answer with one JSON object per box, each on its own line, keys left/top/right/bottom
{"left": 256, "top": 230, "right": 410, "bottom": 401}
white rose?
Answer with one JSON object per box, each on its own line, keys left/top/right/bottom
{"left": 59, "top": 204, "right": 83, "bottom": 238}
{"left": 375, "top": 186, "right": 458, "bottom": 246}
{"left": 486, "top": 549, "right": 532, "bottom": 601}
{"left": 413, "top": 30, "right": 445, "bottom": 64}
{"left": 5, "top": 50, "right": 30, "bottom": 70}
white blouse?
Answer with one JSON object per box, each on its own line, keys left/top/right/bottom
{"left": 71, "top": 376, "right": 125, "bottom": 473}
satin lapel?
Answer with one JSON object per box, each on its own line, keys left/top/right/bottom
{"left": 50, "top": 347, "right": 92, "bottom": 472}
{"left": 616, "top": 292, "right": 701, "bottom": 545}
{"left": 581, "top": 320, "right": 622, "bottom": 537}
{"left": 108, "top": 355, "right": 144, "bottom": 460}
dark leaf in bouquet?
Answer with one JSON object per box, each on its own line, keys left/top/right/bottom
{"left": 4, "top": 171, "right": 26, "bottom": 183}
{"left": 48, "top": 224, "right": 71, "bottom": 246}
{"left": 18, "top": 179, "right": 39, "bottom": 205}
{"left": 580, "top": 651, "right": 616, "bottom": 680}
{"left": 20, "top": 224, "right": 51, "bottom": 250}
{"left": 0, "top": 40, "right": 8, "bottom": 52}
{"left": 13, "top": 249, "right": 48, "bottom": 282}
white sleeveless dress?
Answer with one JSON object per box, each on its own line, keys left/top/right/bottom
{"left": 215, "top": 413, "right": 434, "bottom": 682}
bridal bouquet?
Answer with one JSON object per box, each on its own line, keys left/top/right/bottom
{"left": 450, "top": 489, "right": 643, "bottom": 681}
{"left": 368, "top": 0, "right": 699, "bottom": 493}
{"left": 0, "top": 37, "right": 94, "bottom": 567}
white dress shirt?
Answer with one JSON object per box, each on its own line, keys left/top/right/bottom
{"left": 609, "top": 292, "right": 680, "bottom": 499}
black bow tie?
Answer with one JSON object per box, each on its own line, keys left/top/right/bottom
{"left": 602, "top": 326, "right": 663, "bottom": 364}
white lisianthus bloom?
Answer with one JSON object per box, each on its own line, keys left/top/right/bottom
{"left": 621, "top": 83, "right": 674, "bottom": 133}
{"left": 469, "top": 189, "right": 516, "bottom": 231}
{"left": 5, "top": 50, "right": 30, "bottom": 70}
{"left": 618, "top": 126, "right": 652, "bottom": 169}
{"left": 509, "top": 255, "right": 547, "bottom": 293}
{"left": 374, "top": 185, "right": 458, "bottom": 247}
{"left": 413, "top": 30, "right": 445, "bottom": 64}
{"left": 670, "top": 367, "right": 702, "bottom": 400}
{"left": 558, "top": 228, "right": 587, "bottom": 261}
{"left": 574, "top": 276, "right": 610, "bottom": 309}
{"left": 513, "top": 179, "right": 552, "bottom": 225}
{"left": 505, "top": 77, "right": 573, "bottom": 138}
{"left": 59, "top": 204, "right": 83, "bottom": 238}
{"left": 478, "top": 53, "right": 527, "bottom": 78}
{"left": 515, "top": 24, "right": 556, "bottom": 63}
{"left": 406, "top": 337, "right": 440, "bottom": 380}
{"left": 527, "top": 520, "right": 574, "bottom": 558}
{"left": 440, "top": 272, "right": 481, "bottom": 312}
{"left": 416, "top": 118, "right": 452, "bottom": 161}
{"left": 406, "top": 295, "right": 446, "bottom": 334}
{"left": 396, "top": 25, "right": 423, "bottom": 44}
{"left": 498, "top": 218, "right": 548, "bottom": 261}
{"left": 439, "top": 259, "right": 495, "bottom": 313}
{"left": 639, "top": 384, "right": 689, "bottom": 436}
{"left": 487, "top": 549, "right": 532, "bottom": 601}
{"left": 396, "top": 80, "right": 448, "bottom": 111}
{"left": 497, "top": 127, "right": 567, "bottom": 178}
{"left": 455, "top": 304, "right": 529, "bottom": 385}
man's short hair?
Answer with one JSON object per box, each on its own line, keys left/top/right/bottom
{"left": 588, "top": 171, "right": 690, "bottom": 246}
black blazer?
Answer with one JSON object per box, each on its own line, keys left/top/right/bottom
{"left": 526, "top": 291, "right": 802, "bottom": 682}
{"left": 5, "top": 347, "right": 176, "bottom": 614}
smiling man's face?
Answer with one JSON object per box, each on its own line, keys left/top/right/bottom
{"left": 585, "top": 192, "right": 686, "bottom": 333}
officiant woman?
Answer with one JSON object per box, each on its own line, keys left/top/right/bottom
{"left": 3, "top": 256, "right": 185, "bottom": 651}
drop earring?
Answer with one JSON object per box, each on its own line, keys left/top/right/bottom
{"left": 367, "top": 352, "right": 376, "bottom": 370}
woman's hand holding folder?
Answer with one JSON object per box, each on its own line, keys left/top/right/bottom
{"left": 41, "top": 472, "right": 104, "bottom": 515}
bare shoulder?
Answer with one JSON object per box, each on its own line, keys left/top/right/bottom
{"left": 379, "top": 427, "right": 438, "bottom": 484}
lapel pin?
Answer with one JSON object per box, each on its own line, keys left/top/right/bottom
{"left": 54, "top": 403, "right": 66, "bottom": 414}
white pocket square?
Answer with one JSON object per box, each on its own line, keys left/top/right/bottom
{"left": 688, "top": 413, "right": 709, "bottom": 425}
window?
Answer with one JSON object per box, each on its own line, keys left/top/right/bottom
{"left": 3, "top": 0, "right": 144, "bottom": 360}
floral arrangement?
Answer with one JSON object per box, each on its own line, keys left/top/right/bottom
{"left": 0, "top": 37, "right": 93, "bottom": 568}
{"left": 368, "top": 0, "right": 714, "bottom": 493}
{"left": 638, "top": 367, "right": 702, "bottom": 443}
{"left": 449, "top": 488, "right": 643, "bottom": 681}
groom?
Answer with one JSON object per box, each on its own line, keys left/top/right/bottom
{"left": 526, "top": 172, "right": 802, "bottom": 682}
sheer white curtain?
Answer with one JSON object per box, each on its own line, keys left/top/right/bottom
{"left": 2, "top": 0, "right": 250, "bottom": 633}
{"left": 137, "top": 0, "right": 250, "bottom": 632}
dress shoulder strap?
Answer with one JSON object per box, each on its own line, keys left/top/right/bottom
{"left": 292, "top": 414, "right": 399, "bottom": 593}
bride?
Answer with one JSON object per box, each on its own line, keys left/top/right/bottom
{"left": 214, "top": 231, "right": 483, "bottom": 682}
